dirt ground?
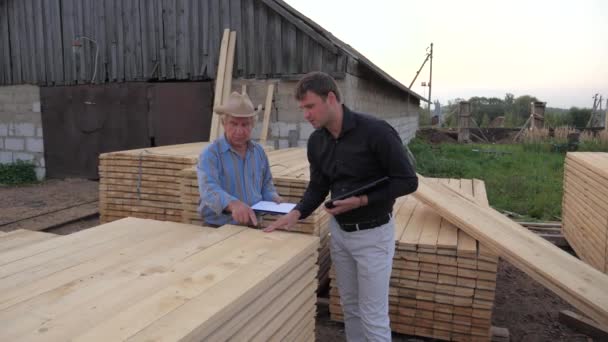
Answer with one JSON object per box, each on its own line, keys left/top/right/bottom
{"left": 0, "top": 179, "right": 596, "bottom": 341}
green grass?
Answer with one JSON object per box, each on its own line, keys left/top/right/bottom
{"left": 408, "top": 138, "right": 566, "bottom": 221}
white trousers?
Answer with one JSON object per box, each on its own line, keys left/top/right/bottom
{"left": 330, "top": 215, "right": 395, "bottom": 342}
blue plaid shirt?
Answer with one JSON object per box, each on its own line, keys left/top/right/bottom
{"left": 197, "top": 136, "right": 278, "bottom": 226}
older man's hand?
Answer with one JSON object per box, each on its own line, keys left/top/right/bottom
{"left": 227, "top": 200, "right": 258, "bottom": 226}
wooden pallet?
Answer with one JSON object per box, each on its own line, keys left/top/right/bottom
{"left": 0, "top": 218, "right": 318, "bottom": 341}
{"left": 329, "top": 178, "right": 498, "bottom": 341}
{"left": 562, "top": 152, "right": 608, "bottom": 273}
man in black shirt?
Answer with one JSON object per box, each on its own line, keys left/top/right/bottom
{"left": 265, "top": 72, "right": 417, "bottom": 341}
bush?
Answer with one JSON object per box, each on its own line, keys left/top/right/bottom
{"left": 0, "top": 160, "right": 38, "bottom": 185}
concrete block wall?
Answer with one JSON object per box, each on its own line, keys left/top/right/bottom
{"left": 234, "top": 74, "right": 420, "bottom": 149}
{"left": 0, "top": 85, "right": 45, "bottom": 180}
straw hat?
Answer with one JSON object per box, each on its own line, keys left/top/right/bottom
{"left": 214, "top": 91, "right": 260, "bottom": 117}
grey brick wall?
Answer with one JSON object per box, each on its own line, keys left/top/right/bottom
{"left": 0, "top": 85, "right": 45, "bottom": 180}
{"left": 234, "top": 75, "right": 420, "bottom": 149}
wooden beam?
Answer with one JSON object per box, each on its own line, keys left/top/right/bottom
{"left": 216, "top": 30, "right": 237, "bottom": 139}
{"left": 260, "top": 83, "right": 275, "bottom": 146}
{"left": 413, "top": 176, "right": 608, "bottom": 327}
{"left": 209, "top": 29, "right": 230, "bottom": 141}
{"left": 559, "top": 310, "right": 608, "bottom": 340}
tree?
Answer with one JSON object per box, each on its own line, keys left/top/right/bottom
{"left": 512, "top": 95, "right": 539, "bottom": 124}
{"left": 568, "top": 107, "right": 592, "bottom": 128}
{"left": 480, "top": 114, "right": 490, "bottom": 127}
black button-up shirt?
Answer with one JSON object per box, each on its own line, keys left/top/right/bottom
{"left": 294, "top": 105, "right": 418, "bottom": 224}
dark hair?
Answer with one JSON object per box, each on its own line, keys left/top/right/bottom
{"left": 294, "top": 72, "right": 341, "bottom": 102}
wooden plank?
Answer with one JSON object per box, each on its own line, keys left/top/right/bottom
{"left": 90, "top": 228, "right": 318, "bottom": 341}
{"left": 394, "top": 196, "right": 417, "bottom": 242}
{"left": 0, "top": 0, "right": 10, "bottom": 84}
{"left": 72, "top": 242, "right": 315, "bottom": 342}
{"left": 399, "top": 203, "right": 433, "bottom": 250}
{"left": 216, "top": 29, "right": 237, "bottom": 138}
{"left": 8, "top": 0, "right": 22, "bottom": 83}
{"left": 260, "top": 83, "right": 275, "bottom": 145}
{"left": 559, "top": 310, "right": 608, "bottom": 340}
{"left": 0, "top": 230, "right": 56, "bottom": 252}
{"left": 244, "top": 0, "right": 255, "bottom": 76}
{"left": 0, "top": 223, "right": 248, "bottom": 341}
{"left": 257, "top": 1, "right": 268, "bottom": 76}
{"left": 418, "top": 204, "right": 442, "bottom": 250}
{"left": 414, "top": 177, "right": 608, "bottom": 326}
{"left": 208, "top": 28, "right": 230, "bottom": 141}
{"left": 568, "top": 153, "right": 608, "bottom": 180}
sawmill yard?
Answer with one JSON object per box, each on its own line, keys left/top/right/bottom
{"left": 1, "top": 135, "right": 607, "bottom": 341}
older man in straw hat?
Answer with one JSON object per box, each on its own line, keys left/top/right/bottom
{"left": 197, "top": 91, "right": 282, "bottom": 227}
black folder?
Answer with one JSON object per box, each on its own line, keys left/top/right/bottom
{"left": 324, "top": 176, "right": 389, "bottom": 209}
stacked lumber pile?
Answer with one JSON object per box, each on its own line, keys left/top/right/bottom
{"left": 180, "top": 166, "right": 205, "bottom": 225}
{"left": 414, "top": 175, "right": 608, "bottom": 328}
{"left": 0, "top": 218, "right": 318, "bottom": 341}
{"left": 330, "top": 178, "right": 499, "bottom": 341}
{"left": 99, "top": 142, "right": 209, "bottom": 224}
{"left": 562, "top": 152, "right": 608, "bottom": 273}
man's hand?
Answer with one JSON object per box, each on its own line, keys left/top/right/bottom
{"left": 226, "top": 200, "right": 258, "bottom": 226}
{"left": 272, "top": 195, "right": 285, "bottom": 204}
{"left": 325, "top": 195, "right": 367, "bottom": 216}
{"left": 263, "top": 210, "right": 301, "bottom": 233}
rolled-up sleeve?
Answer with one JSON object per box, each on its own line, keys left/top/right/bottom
{"left": 197, "top": 148, "right": 237, "bottom": 215}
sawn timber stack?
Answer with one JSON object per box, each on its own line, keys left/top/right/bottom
{"left": 329, "top": 178, "right": 499, "bottom": 341}
{"left": 0, "top": 218, "right": 319, "bottom": 341}
{"left": 562, "top": 152, "right": 608, "bottom": 273}
{"left": 99, "top": 142, "right": 209, "bottom": 223}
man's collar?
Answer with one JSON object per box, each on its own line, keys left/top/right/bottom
{"left": 341, "top": 105, "right": 356, "bottom": 135}
{"left": 218, "top": 135, "right": 254, "bottom": 154}
{"left": 323, "top": 105, "right": 356, "bottom": 138}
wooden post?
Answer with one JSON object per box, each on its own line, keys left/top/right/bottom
{"left": 604, "top": 99, "right": 607, "bottom": 131}
{"left": 209, "top": 29, "right": 231, "bottom": 141}
{"left": 260, "top": 83, "right": 275, "bottom": 146}
{"left": 530, "top": 101, "right": 546, "bottom": 130}
{"left": 216, "top": 30, "right": 237, "bottom": 139}
{"left": 458, "top": 101, "right": 471, "bottom": 143}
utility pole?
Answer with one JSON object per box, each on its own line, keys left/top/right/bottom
{"left": 428, "top": 43, "right": 433, "bottom": 111}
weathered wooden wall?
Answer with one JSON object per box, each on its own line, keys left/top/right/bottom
{"left": 0, "top": 0, "right": 345, "bottom": 86}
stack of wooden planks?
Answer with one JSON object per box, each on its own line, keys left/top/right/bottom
{"left": 99, "top": 142, "right": 209, "bottom": 224}
{"left": 562, "top": 152, "right": 608, "bottom": 273}
{"left": 0, "top": 218, "right": 319, "bottom": 341}
{"left": 330, "top": 178, "right": 499, "bottom": 341}
{"left": 414, "top": 175, "right": 608, "bottom": 328}
{"left": 180, "top": 166, "right": 205, "bottom": 225}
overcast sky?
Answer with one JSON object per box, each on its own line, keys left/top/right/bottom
{"left": 284, "top": 0, "right": 608, "bottom": 109}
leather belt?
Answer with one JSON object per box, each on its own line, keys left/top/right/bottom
{"left": 338, "top": 213, "right": 391, "bottom": 232}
